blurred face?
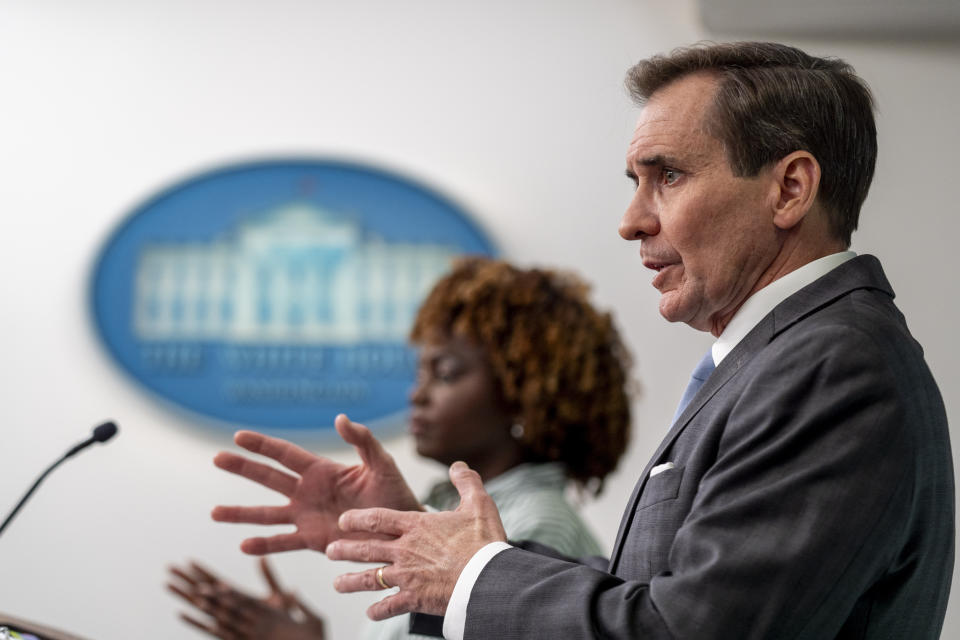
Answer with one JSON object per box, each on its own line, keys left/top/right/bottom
{"left": 620, "top": 73, "right": 781, "bottom": 336}
{"left": 408, "top": 334, "right": 515, "bottom": 471}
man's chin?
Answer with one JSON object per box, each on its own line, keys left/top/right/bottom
{"left": 658, "top": 297, "right": 712, "bottom": 333}
{"left": 658, "top": 294, "right": 688, "bottom": 324}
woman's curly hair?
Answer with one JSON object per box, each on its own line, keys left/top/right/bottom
{"left": 410, "top": 256, "right": 632, "bottom": 495}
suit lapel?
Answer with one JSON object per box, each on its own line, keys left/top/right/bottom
{"left": 608, "top": 322, "right": 771, "bottom": 571}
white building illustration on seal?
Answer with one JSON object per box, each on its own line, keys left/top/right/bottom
{"left": 133, "top": 201, "right": 457, "bottom": 344}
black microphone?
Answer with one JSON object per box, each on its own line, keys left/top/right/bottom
{"left": 0, "top": 420, "right": 119, "bottom": 537}
{"left": 64, "top": 420, "right": 119, "bottom": 457}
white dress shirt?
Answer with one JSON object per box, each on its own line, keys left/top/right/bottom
{"left": 442, "top": 251, "right": 856, "bottom": 640}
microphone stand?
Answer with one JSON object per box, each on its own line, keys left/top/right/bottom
{"left": 0, "top": 421, "right": 118, "bottom": 537}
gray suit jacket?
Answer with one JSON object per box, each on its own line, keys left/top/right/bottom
{"left": 459, "top": 255, "right": 954, "bottom": 639}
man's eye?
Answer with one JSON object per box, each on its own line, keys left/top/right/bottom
{"left": 662, "top": 168, "right": 681, "bottom": 185}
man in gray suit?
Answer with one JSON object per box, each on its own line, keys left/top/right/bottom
{"left": 215, "top": 42, "right": 954, "bottom": 638}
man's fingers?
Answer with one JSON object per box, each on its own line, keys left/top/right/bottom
{"left": 233, "top": 430, "right": 318, "bottom": 474}
{"left": 335, "top": 414, "right": 391, "bottom": 470}
{"left": 325, "top": 536, "right": 395, "bottom": 564}
{"left": 333, "top": 565, "right": 398, "bottom": 593}
{"left": 240, "top": 532, "right": 305, "bottom": 555}
{"left": 366, "top": 590, "right": 420, "bottom": 621}
{"left": 212, "top": 452, "right": 299, "bottom": 496}
{"left": 210, "top": 505, "right": 290, "bottom": 525}
{"left": 337, "top": 507, "right": 410, "bottom": 537}
{"left": 449, "top": 460, "right": 487, "bottom": 505}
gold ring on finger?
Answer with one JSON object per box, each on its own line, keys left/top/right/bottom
{"left": 376, "top": 566, "right": 392, "bottom": 590}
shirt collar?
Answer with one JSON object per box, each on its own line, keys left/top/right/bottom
{"left": 712, "top": 251, "right": 856, "bottom": 365}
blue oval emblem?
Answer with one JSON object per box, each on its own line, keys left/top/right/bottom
{"left": 91, "top": 159, "right": 496, "bottom": 433}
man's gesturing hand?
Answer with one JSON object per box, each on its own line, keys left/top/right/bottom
{"left": 211, "top": 414, "right": 423, "bottom": 555}
{"left": 327, "top": 461, "right": 507, "bottom": 620}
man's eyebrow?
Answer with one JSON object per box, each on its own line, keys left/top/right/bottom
{"left": 636, "top": 154, "right": 676, "bottom": 167}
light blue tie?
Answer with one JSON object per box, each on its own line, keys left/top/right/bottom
{"left": 671, "top": 350, "right": 716, "bottom": 425}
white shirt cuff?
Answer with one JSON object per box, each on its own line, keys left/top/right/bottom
{"left": 442, "top": 541, "right": 512, "bottom": 639}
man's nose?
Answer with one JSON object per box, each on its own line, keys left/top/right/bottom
{"left": 619, "top": 194, "right": 660, "bottom": 240}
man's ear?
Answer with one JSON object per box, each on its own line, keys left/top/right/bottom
{"left": 771, "top": 151, "right": 821, "bottom": 230}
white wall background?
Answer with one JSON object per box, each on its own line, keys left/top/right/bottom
{"left": 0, "top": 1, "right": 957, "bottom": 638}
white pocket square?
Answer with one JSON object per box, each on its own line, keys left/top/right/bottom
{"left": 649, "top": 462, "right": 675, "bottom": 477}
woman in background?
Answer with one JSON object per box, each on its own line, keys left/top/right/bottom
{"left": 168, "top": 256, "right": 633, "bottom": 639}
